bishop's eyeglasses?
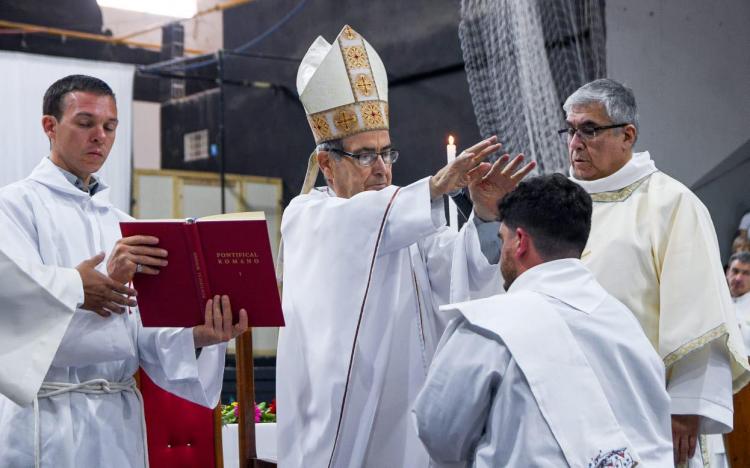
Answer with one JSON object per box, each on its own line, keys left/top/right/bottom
{"left": 330, "top": 148, "right": 400, "bottom": 167}
{"left": 557, "top": 123, "right": 629, "bottom": 142}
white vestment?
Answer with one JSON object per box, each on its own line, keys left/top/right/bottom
{"left": 734, "top": 293, "right": 750, "bottom": 355}
{"left": 0, "top": 241, "right": 81, "bottom": 406}
{"left": 571, "top": 151, "right": 750, "bottom": 467}
{"left": 705, "top": 294, "right": 750, "bottom": 468}
{"left": 276, "top": 178, "right": 501, "bottom": 468}
{"left": 413, "top": 259, "right": 673, "bottom": 468}
{"left": 0, "top": 157, "right": 227, "bottom": 468}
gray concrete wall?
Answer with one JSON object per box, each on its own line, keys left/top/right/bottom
{"left": 133, "top": 101, "right": 161, "bottom": 170}
{"left": 693, "top": 139, "right": 750, "bottom": 262}
{"left": 606, "top": 0, "right": 750, "bottom": 187}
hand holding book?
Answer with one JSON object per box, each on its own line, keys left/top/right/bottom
{"left": 193, "top": 294, "right": 249, "bottom": 348}
{"left": 107, "top": 235, "right": 168, "bottom": 284}
{"left": 107, "top": 231, "right": 252, "bottom": 343}
{"left": 119, "top": 212, "right": 284, "bottom": 328}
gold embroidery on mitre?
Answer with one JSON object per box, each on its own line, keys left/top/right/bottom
{"left": 384, "top": 103, "right": 389, "bottom": 123}
{"left": 344, "top": 46, "right": 369, "bottom": 69}
{"left": 333, "top": 109, "right": 359, "bottom": 133}
{"left": 354, "top": 74, "right": 375, "bottom": 97}
{"left": 308, "top": 101, "right": 389, "bottom": 142}
{"left": 309, "top": 115, "right": 332, "bottom": 141}
{"left": 343, "top": 25, "right": 357, "bottom": 40}
{"left": 361, "top": 102, "right": 384, "bottom": 128}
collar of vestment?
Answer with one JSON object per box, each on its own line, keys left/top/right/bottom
{"left": 569, "top": 151, "right": 658, "bottom": 202}
{"left": 28, "top": 157, "right": 112, "bottom": 207}
{"left": 52, "top": 159, "right": 101, "bottom": 195}
{"left": 507, "top": 258, "right": 608, "bottom": 315}
{"left": 311, "top": 185, "right": 396, "bottom": 199}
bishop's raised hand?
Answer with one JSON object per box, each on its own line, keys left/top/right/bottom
{"left": 468, "top": 153, "right": 536, "bottom": 221}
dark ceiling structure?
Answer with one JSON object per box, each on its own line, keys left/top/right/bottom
{"left": 0, "top": 0, "right": 480, "bottom": 206}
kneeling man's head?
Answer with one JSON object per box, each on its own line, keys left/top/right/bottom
{"left": 498, "top": 174, "right": 592, "bottom": 289}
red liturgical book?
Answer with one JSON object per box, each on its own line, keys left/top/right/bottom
{"left": 120, "top": 212, "right": 284, "bottom": 328}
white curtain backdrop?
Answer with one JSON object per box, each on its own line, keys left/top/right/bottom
{"left": 0, "top": 51, "right": 134, "bottom": 212}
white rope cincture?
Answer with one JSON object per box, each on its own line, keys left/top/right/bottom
{"left": 33, "top": 377, "right": 149, "bottom": 468}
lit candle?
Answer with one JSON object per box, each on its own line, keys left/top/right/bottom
{"left": 446, "top": 135, "right": 456, "bottom": 162}
{"left": 446, "top": 135, "right": 458, "bottom": 229}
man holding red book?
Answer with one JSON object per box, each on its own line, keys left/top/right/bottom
{"left": 0, "top": 74, "right": 248, "bottom": 468}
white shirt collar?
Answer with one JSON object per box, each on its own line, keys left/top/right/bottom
{"left": 507, "top": 258, "right": 608, "bottom": 314}
{"left": 570, "top": 151, "right": 658, "bottom": 194}
{"left": 49, "top": 158, "right": 101, "bottom": 195}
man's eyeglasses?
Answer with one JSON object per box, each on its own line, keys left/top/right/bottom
{"left": 330, "top": 148, "right": 400, "bottom": 167}
{"left": 557, "top": 123, "right": 629, "bottom": 142}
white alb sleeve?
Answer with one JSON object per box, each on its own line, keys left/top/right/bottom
{"left": 668, "top": 339, "right": 733, "bottom": 434}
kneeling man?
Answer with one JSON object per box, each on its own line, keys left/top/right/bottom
{"left": 412, "top": 174, "right": 673, "bottom": 467}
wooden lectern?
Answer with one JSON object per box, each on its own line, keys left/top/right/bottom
{"left": 235, "top": 333, "right": 277, "bottom": 468}
{"left": 139, "top": 332, "right": 277, "bottom": 468}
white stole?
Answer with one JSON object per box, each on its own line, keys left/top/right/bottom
{"left": 446, "top": 291, "right": 639, "bottom": 467}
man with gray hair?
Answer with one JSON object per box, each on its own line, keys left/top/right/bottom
{"left": 564, "top": 78, "right": 749, "bottom": 467}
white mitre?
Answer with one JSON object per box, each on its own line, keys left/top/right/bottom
{"left": 297, "top": 25, "right": 389, "bottom": 144}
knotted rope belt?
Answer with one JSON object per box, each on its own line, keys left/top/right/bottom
{"left": 33, "top": 377, "right": 149, "bottom": 468}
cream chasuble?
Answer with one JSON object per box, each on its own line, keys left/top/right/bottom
{"left": 0, "top": 158, "right": 227, "bottom": 468}
{"left": 572, "top": 151, "right": 750, "bottom": 467}
{"left": 276, "top": 177, "right": 501, "bottom": 468}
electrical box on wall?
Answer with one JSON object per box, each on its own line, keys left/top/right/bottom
{"left": 161, "top": 89, "right": 220, "bottom": 172}
{"left": 183, "top": 129, "right": 210, "bottom": 162}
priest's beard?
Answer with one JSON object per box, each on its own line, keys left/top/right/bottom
{"left": 500, "top": 254, "right": 518, "bottom": 291}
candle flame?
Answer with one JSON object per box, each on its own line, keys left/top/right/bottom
{"left": 448, "top": 135, "right": 454, "bottom": 145}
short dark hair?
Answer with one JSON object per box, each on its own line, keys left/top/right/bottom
{"left": 498, "top": 173, "right": 592, "bottom": 260}
{"left": 730, "top": 251, "right": 750, "bottom": 266}
{"left": 43, "top": 74, "right": 115, "bottom": 120}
